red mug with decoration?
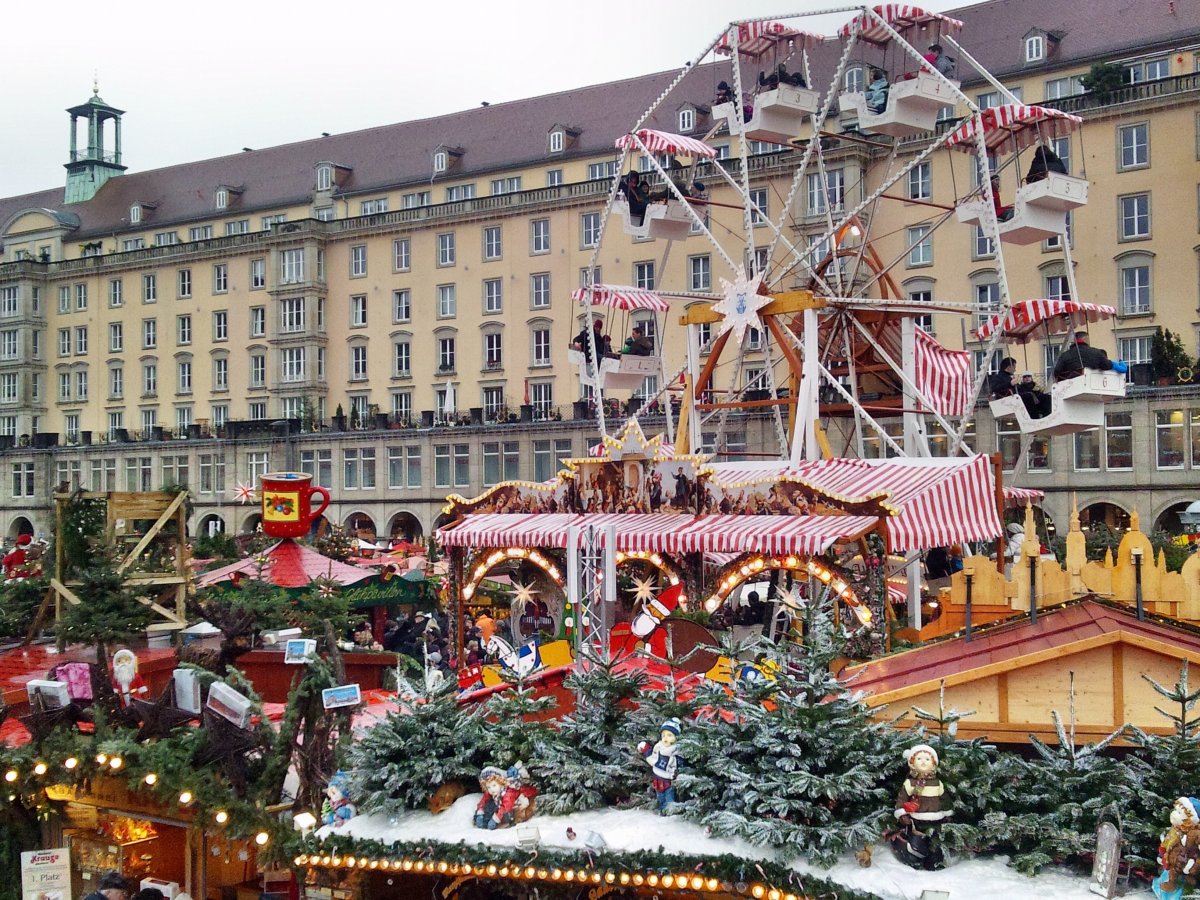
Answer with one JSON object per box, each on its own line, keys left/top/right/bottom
{"left": 260, "top": 472, "right": 331, "bottom": 539}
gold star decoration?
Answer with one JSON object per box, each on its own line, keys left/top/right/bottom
{"left": 631, "top": 574, "right": 657, "bottom": 603}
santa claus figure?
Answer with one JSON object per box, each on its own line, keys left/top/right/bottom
{"left": 111, "top": 649, "right": 149, "bottom": 708}
{"left": 2, "top": 534, "right": 32, "bottom": 580}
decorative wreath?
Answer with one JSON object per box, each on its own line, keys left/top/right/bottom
{"left": 1179, "top": 367, "right": 1194, "bottom": 384}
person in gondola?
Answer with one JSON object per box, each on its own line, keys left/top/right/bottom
{"left": 1017, "top": 370, "right": 1052, "bottom": 418}
{"left": 573, "top": 318, "right": 616, "bottom": 362}
{"left": 924, "top": 43, "right": 956, "bottom": 78}
{"left": 990, "top": 174, "right": 1014, "bottom": 222}
{"left": 757, "top": 68, "right": 780, "bottom": 91}
{"left": 715, "top": 80, "right": 734, "bottom": 105}
{"left": 620, "top": 171, "right": 648, "bottom": 225}
{"left": 865, "top": 67, "right": 889, "bottom": 113}
{"left": 1025, "top": 144, "right": 1068, "bottom": 184}
{"left": 988, "top": 356, "right": 1018, "bottom": 399}
{"left": 1053, "top": 330, "right": 1117, "bottom": 382}
{"left": 622, "top": 324, "right": 653, "bottom": 357}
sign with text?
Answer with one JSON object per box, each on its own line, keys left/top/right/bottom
{"left": 21, "top": 848, "right": 72, "bottom": 900}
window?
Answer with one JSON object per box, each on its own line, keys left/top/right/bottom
{"left": 248, "top": 401, "right": 267, "bottom": 420}
{"left": 678, "top": 107, "right": 695, "bottom": 132}
{"left": 130, "top": 204, "right": 142, "bottom": 224}
{"left": 122, "top": 238, "right": 145, "bottom": 251}
{"left": 438, "top": 337, "right": 456, "bottom": 371}
{"left": 393, "top": 238, "right": 411, "bottom": 271}
{"left": 0, "top": 373, "right": 16, "bottom": 403}
{"left": 532, "top": 327, "right": 552, "bottom": 367}
{"left": 360, "top": 197, "right": 388, "bottom": 215}
{"left": 176, "top": 315, "right": 191, "bottom": 345}
{"left": 907, "top": 225, "right": 933, "bottom": 266}
{"left": 1044, "top": 76, "right": 1082, "bottom": 100}
{"left": 1119, "top": 123, "right": 1149, "bottom": 169}
{"left": 806, "top": 169, "right": 845, "bottom": 215}
{"left": 444, "top": 184, "right": 475, "bottom": 202}
{"left": 281, "top": 347, "right": 305, "bottom": 383}
{"left": 74, "top": 326, "right": 88, "bottom": 355}
{"left": 351, "top": 295, "right": 367, "bottom": 327}
{"left": 315, "top": 207, "right": 333, "bottom": 222}
{"left": 480, "top": 278, "right": 504, "bottom": 315}
{"left": 213, "top": 264, "right": 228, "bottom": 293}
{"left": 250, "top": 353, "right": 266, "bottom": 387}
{"left": 393, "top": 339, "right": 411, "bottom": 377}
{"left": 907, "top": 162, "right": 931, "bottom": 200}
{"left": 1119, "top": 193, "right": 1150, "bottom": 240}
{"left": 973, "top": 225, "right": 995, "bottom": 259}
{"left": 531, "top": 273, "right": 551, "bottom": 309}
{"left": 1119, "top": 260, "right": 1152, "bottom": 315}
{"left": 1118, "top": 335, "right": 1153, "bottom": 364}
{"left": 1024, "top": 34, "right": 1044, "bottom": 62}
{"left": 177, "top": 359, "right": 192, "bottom": 393}
{"left": 689, "top": 255, "right": 711, "bottom": 291}
{"left": 402, "top": 191, "right": 431, "bottom": 209}
{"left": 437, "top": 233, "right": 456, "bottom": 266}
{"left": 213, "top": 310, "right": 228, "bottom": 341}
{"left": 1045, "top": 273, "right": 1070, "bottom": 303}
{"left": 530, "top": 381, "right": 554, "bottom": 419}
{"left": 345, "top": 244, "right": 366, "bottom": 277}
{"left": 1074, "top": 429, "right": 1100, "bottom": 471}
{"left": 282, "top": 298, "right": 305, "bottom": 333}
{"left": 250, "top": 258, "right": 266, "bottom": 289}
{"left": 844, "top": 66, "right": 864, "bottom": 92}
{"left": 226, "top": 219, "right": 249, "bottom": 235}
{"left": 974, "top": 280, "right": 1001, "bottom": 328}
{"left": 547, "top": 169, "right": 563, "bottom": 187}
{"left": 437, "top": 284, "right": 457, "bottom": 318}
{"left": 249, "top": 306, "right": 265, "bottom": 338}
{"left": 434, "top": 445, "right": 451, "bottom": 487}
{"left": 402, "top": 445, "right": 420, "bottom": 487}
{"left": 1191, "top": 411, "right": 1200, "bottom": 468}
{"left": 749, "top": 188, "right": 768, "bottom": 225}
{"left": 10, "top": 462, "right": 34, "bottom": 498}
{"left": 351, "top": 345, "right": 368, "bottom": 380}
{"left": 261, "top": 214, "right": 286, "bottom": 231}
{"left": 280, "top": 249, "right": 305, "bottom": 284}
{"left": 581, "top": 212, "right": 601, "bottom": 248}
{"left": 483, "top": 226, "right": 502, "bottom": 260}
{"left": 1127, "top": 57, "right": 1169, "bottom": 83}
{"left": 484, "top": 332, "right": 503, "bottom": 369}
{"left": 0, "top": 287, "right": 17, "bottom": 318}
{"left": 198, "top": 453, "right": 226, "bottom": 495}
{"left": 214, "top": 356, "right": 228, "bottom": 391}
{"left": 908, "top": 288, "right": 933, "bottom": 332}
{"left": 141, "top": 361, "right": 158, "bottom": 397}
{"left": 976, "top": 90, "right": 1001, "bottom": 110}
{"left": 1104, "top": 412, "right": 1133, "bottom": 469}
{"left": 1152, "top": 409, "right": 1188, "bottom": 468}
{"left": 491, "top": 177, "right": 522, "bottom": 195}
{"left": 137, "top": 274, "right": 155, "bottom": 305}
{"left": 75, "top": 284, "right": 88, "bottom": 311}
{"left": 109, "top": 366, "right": 123, "bottom": 399}
{"left": 316, "top": 165, "right": 332, "bottom": 191}
{"left": 189, "top": 225, "right": 213, "bottom": 242}
{"left": 482, "top": 387, "right": 506, "bottom": 420}
{"left": 58, "top": 372, "right": 70, "bottom": 400}
{"left": 155, "top": 231, "right": 178, "bottom": 247}
{"left": 386, "top": 289, "right": 411, "bottom": 325}
{"left": 58, "top": 328, "right": 70, "bottom": 357}
{"left": 108, "top": 323, "right": 122, "bottom": 352}
{"left": 531, "top": 219, "right": 550, "bottom": 254}
{"left": 587, "top": 161, "right": 617, "bottom": 181}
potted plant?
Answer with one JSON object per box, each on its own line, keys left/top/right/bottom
{"left": 1151, "top": 327, "right": 1190, "bottom": 384}
{"left": 1079, "top": 62, "right": 1126, "bottom": 103}
{"left": 332, "top": 404, "right": 347, "bottom": 431}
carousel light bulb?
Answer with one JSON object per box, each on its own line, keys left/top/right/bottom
{"left": 179, "top": 790, "right": 193, "bottom": 805}
{"left": 536, "top": 869, "right": 547, "bottom": 880}
{"left": 108, "top": 756, "right": 123, "bottom": 770}
{"left": 143, "top": 772, "right": 157, "bottom": 785}
{"left": 647, "top": 874, "right": 659, "bottom": 886}
{"left": 401, "top": 860, "right": 413, "bottom": 871}
{"left": 564, "top": 869, "right": 575, "bottom": 881}
{"left": 551, "top": 869, "right": 562, "bottom": 881}
{"left": 3, "top": 769, "right": 17, "bottom": 782}
{"left": 214, "top": 810, "right": 229, "bottom": 824}
{"left": 662, "top": 874, "right": 675, "bottom": 888}
{"left": 437, "top": 861, "right": 449, "bottom": 873}
{"left": 769, "top": 889, "right": 782, "bottom": 900}
{"left": 752, "top": 884, "right": 766, "bottom": 899}
{"left": 255, "top": 831, "right": 269, "bottom": 846}
{"left": 591, "top": 872, "right": 601, "bottom": 883}
{"left": 64, "top": 757, "right": 78, "bottom": 770}
{"left": 486, "top": 864, "right": 497, "bottom": 876}
{"left": 705, "top": 598, "right": 720, "bottom": 612}
{"left": 294, "top": 856, "right": 306, "bottom": 867}
{"left": 619, "top": 873, "right": 630, "bottom": 885}
{"left": 524, "top": 866, "right": 535, "bottom": 878}
{"left": 33, "top": 762, "right": 47, "bottom": 776}
{"left": 604, "top": 872, "right": 615, "bottom": 883}
{"left": 707, "top": 877, "right": 719, "bottom": 890}
{"left": 691, "top": 875, "right": 704, "bottom": 889}
{"left": 95, "top": 753, "right": 107, "bottom": 765}
{"left": 632, "top": 874, "right": 644, "bottom": 885}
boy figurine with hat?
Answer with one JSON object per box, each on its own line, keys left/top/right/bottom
{"left": 1154, "top": 797, "right": 1200, "bottom": 899}
{"left": 889, "top": 743, "right": 949, "bottom": 870}
{"left": 637, "top": 717, "right": 683, "bottom": 813}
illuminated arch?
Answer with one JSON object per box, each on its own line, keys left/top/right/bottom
{"left": 615, "top": 550, "right": 687, "bottom": 609}
{"left": 703, "top": 553, "right": 871, "bottom": 627}
{"left": 462, "top": 547, "right": 564, "bottom": 602}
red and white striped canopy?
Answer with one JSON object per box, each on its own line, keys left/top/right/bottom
{"left": 1004, "top": 485, "right": 1044, "bottom": 506}
{"left": 615, "top": 129, "right": 718, "bottom": 160}
{"left": 715, "top": 21, "right": 823, "bottom": 59}
{"left": 974, "top": 299, "right": 1116, "bottom": 344}
{"left": 946, "top": 104, "right": 1083, "bottom": 157}
{"left": 436, "top": 513, "right": 877, "bottom": 556}
{"left": 838, "top": 4, "right": 964, "bottom": 45}
{"left": 572, "top": 284, "right": 670, "bottom": 312}
{"left": 876, "top": 324, "right": 974, "bottom": 417}
{"left": 709, "top": 454, "right": 1003, "bottom": 551}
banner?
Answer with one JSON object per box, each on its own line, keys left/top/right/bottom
{"left": 21, "top": 848, "right": 71, "bottom": 900}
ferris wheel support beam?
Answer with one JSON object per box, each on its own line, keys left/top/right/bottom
{"left": 901, "top": 316, "right": 932, "bottom": 457}
{"left": 942, "top": 35, "right": 1022, "bottom": 106}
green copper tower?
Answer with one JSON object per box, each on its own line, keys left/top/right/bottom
{"left": 64, "top": 81, "right": 126, "bottom": 204}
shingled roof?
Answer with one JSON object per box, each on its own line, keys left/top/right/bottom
{"left": 2, "top": 0, "right": 1196, "bottom": 238}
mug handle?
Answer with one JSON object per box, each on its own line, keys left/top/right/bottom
{"left": 309, "top": 486, "right": 331, "bottom": 521}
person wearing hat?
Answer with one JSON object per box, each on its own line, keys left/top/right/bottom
{"left": 890, "top": 743, "right": 949, "bottom": 870}
{"left": 988, "top": 356, "right": 1018, "bottom": 400}
{"left": 1016, "top": 370, "right": 1052, "bottom": 418}
{"left": 1053, "top": 330, "right": 1119, "bottom": 382}
{"left": 2, "top": 533, "right": 32, "bottom": 580}
{"left": 622, "top": 325, "right": 653, "bottom": 357}
{"left": 1154, "top": 796, "right": 1200, "bottom": 898}
{"left": 637, "top": 717, "right": 683, "bottom": 813}
{"left": 572, "top": 318, "right": 615, "bottom": 363}
{"left": 82, "top": 872, "right": 131, "bottom": 900}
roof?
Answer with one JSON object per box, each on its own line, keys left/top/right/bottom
{"left": 841, "top": 598, "right": 1200, "bottom": 699}
{"left": 196, "top": 539, "right": 375, "bottom": 590}
{"left": 3, "top": 0, "right": 1197, "bottom": 234}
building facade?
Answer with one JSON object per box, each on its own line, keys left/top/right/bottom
{"left": 1, "top": 0, "right": 1199, "bottom": 541}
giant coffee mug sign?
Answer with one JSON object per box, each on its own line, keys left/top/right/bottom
{"left": 21, "top": 848, "right": 71, "bottom": 900}
{"left": 260, "top": 472, "right": 331, "bottom": 538}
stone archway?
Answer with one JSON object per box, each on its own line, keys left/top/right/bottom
{"left": 387, "top": 511, "right": 424, "bottom": 542}
{"left": 7, "top": 516, "right": 33, "bottom": 540}
{"left": 1079, "top": 501, "right": 1131, "bottom": 533}
{"left": 345, "top": 512, "right": 377, "bottom": 542}
{"left": 198, "top": 514, "right": 226, "bottom": 537}
{"left": 241, "top": 512, "right": 263, "bottom": 534}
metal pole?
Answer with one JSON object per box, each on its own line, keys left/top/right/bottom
{"left": 1028, "top": 552, "right": 1038, "bottom": 625}
{"left": 964, "top": 568, "right": 974, "bottom": 642}
{"left": 1133, "top": 549, "right": 1145, "bottom": 621}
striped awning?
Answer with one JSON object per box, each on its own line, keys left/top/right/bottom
{"left": 436, "top": 513, "right": 877, "bottom": 556}
{"left": 615, "top": 129, "right": 718, "bottom": 160}
{"left": 1004, "top": 485, "right": 1044, "bottom": 506}
{"left": 839, "top": 4, "right": 964, "bottom": 44}
{"left": 946, "top": 104, "right": 1083, "bottom": 157}
{"left": 709, "top": 455, "right": 1003, "bottom": 551}
{"left": 572, "top": 284, "right": 670, "bottom": 312}
{"left": 876, "top": 324, "right": 974, "bottom": 417}
{"left": 715, "top": 21, "right": 823, "bottom": 59}
{"left": 974, "top": 299, "right": 1116, "bottom": 344}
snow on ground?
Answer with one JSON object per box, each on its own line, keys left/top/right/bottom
{"left": 319, "top": 797, "right": 1156, "bottom": 899}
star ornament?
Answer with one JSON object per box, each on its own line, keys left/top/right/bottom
{"left": 131, "top": 685, "right": 196, "bottom": 742}
{"left": 232, "top": 482, "right": 257, "bottom": 505}
{"left": 512, "top": 581, "right": 538, "bottom": 606}
{"left": 711, "top": 269, "right": 768, "bottom": 346}
{"left": 631, "top": 574, "right": 657, "bottom": 603}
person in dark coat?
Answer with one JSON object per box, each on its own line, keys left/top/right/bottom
{"left": 620, "top": 171, "right": 648, "bottom": 224}
{"left": 573, "top": 319, "right": 614, "bottom": 362}
{"left": 1016, "top": 371, "right": 1052, "bottom": 418}
{"left": 1025, "top": 144, "right": 1068, "bottom": 184}
{"left": 925, "top": 547, "right": 952, "bottom": 580}
{"left": 988, "top": 357, "right": 1018, "bottom": 399}
{"left": 83, "top": 873, "right": 131, "bottom": 900}
{"left": 1053, "top": 331, "right": 1115, "bottom": 381}
{"left": 622, "top": 325, "right": 653, "bottom": 356}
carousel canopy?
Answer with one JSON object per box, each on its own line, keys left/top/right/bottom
{"left": 974, "top": 299, "right": 1116, "bottom": 344}
{"left": 615, "top": 129, "right": 718, "bottom": 159}
{"left": 838, "top": 4, "right": 964, "bottom": 45}
{"left": 876, "top": 324, "right": 974, "bottom": 417}
{"left": 572, "top": 284, "right": 670, "bottom": 312}
{"left": 946, "top": 104, "right": 1083, "bottom": 157}
{"left": 436, "top": 512, "right": 878, "bottom": 557}
{"left": 196, "top": 540, "right": 375, "bottom": 590}
{"left": 715, "top": 21, "right": 823, "bottom": 58}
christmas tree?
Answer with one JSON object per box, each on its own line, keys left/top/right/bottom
{"left": 56, "top": 542, "right": 154, "bottom": 672}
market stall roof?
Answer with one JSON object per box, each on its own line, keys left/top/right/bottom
{"left": 614, "top": 129, "right": 718, "bottom": 159}
{"left": 571, "top": 284, "right": 670, "bottom": 312}
{"left": 196, "top": 539, "right": 375, "bottom": 590}
{"left": 838, "top": 4, "right": 964, "bottom": 44}
{"left": 437, "top": 512, "right": 878, "bottom": 556}
{"left": 974, "top": 299, "right": 1117, "bottom": 344}
{"left": 715, "top": 21, "right": 824, "bottom": 58}
{"left": 946, "top": 104, "right": 1083, "bottom": 157}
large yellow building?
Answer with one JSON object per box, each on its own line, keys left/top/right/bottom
{"left": 1, "top": 0, "right": 1198, "bottom": 542}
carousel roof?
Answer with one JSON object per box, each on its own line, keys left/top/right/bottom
{"left": 946, "top": 104, "right": 1083, "bottom": 157}
{"left": 714, "top": 21, "right": 824, "bottom": 58}
{"left": 838, "top": 4, "right": 964, "bottom": 45}
{"left": 974, "top": 299, "right": 1116, "bottom": 344}
{"left": 196, "top": 539, "right": 375, "bottom": 590}
{"left": 614, "top": 129, "right": 717, "bottom": 159}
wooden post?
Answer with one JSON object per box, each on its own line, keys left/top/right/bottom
{"left": 992, "top": 453, "right": 1006, "bottom": 574}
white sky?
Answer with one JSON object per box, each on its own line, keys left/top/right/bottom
{"left": 0, "top": 0, "right": 962, "bottom": 200}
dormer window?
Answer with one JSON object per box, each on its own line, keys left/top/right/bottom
{"left": 316, "top": 164, "right": 332, "bottom": 191}
{"left": 678, "top": 107, "right": 696, "bottom": 132}
{"left": 215, "top": 189, "right": 228, "bottom": 210}
{"left": 1025, "top": 34, "right": 1044, "bottom": 62}
{"left": 549, "top": 130, "right": 564, "bottom": 154}
{"left": 433, "top": 151, "right": 448, "bottom": 174}
{"left": 129, "top": 203, "right": 142, "bottom": 224}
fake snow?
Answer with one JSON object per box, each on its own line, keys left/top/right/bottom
{"left": 318, "top": 797, "right": 1157, "bottom": 899}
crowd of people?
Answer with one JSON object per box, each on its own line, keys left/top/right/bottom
{"left": 365, "top": 608, "right": 518, "bottom": 673}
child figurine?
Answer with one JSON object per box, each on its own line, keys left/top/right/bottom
{"left": 321, "top": 771, "right": 357, "bottom": 827}
{"left": 474, "top": 765, "right": 508, "bottom": 829}
{"left": 502, "top": 762, "right": 538, "bottom": 825}
{"left": 889, "top": 743, "right": 949, "bottom": 870}
{"left": 1153, "top": 797, "right": 1200, "bottom": 899}
{"left": 637, "top": 717, "right": 683, "bottom": 814}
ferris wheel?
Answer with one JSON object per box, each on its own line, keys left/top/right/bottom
{"left": 574, "top": 5, "right": 1105, "bottom": 469}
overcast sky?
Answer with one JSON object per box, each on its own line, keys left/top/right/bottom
{"left": 1, "top": 0, "right": 963, "bottom": 200}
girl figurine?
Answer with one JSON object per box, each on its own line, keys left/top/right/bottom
{"left": 1154, "top": 797, "right": 1200, "bottom": 899}
{"left": 637, "top": 717, "right": 683, "bottom": 814}
{"left": 889, "top": 743, "right": 949, "bottom": 870}
{"left": 321, "top": 771, "right": 356, "bottom": 827}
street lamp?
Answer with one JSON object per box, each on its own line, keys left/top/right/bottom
{"left": 963, "top": 564, "right": 975, "bottom": 642}
{"left": 1131, "top": 546, "right": 1145, "bottom": 621}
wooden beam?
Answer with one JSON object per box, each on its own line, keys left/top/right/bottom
{"left": 764, "top": 315, "right": 803, "bottom": 381}
{"left": 675, "top": 290, "right": 823, "bottom": 326}
{"left": 997, "top": 672, "right": 1009, "bottom": 723}
{"left": 118, "top": 490, "right": 186, "bottom": 574}
{"left": 1112, "top": 643, "right": 1125, "bottom": 726}
{"left": 693, "top": 330, "right": 731, "bottom": 399}
{"left": 676, "top": 375, "right": 692, "bottom": 455}
{"left": 695, "top": 397, "right": 795, "bottom": 411}
{"left": 50, "top": 578, "right": 83, "bottom": 606}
